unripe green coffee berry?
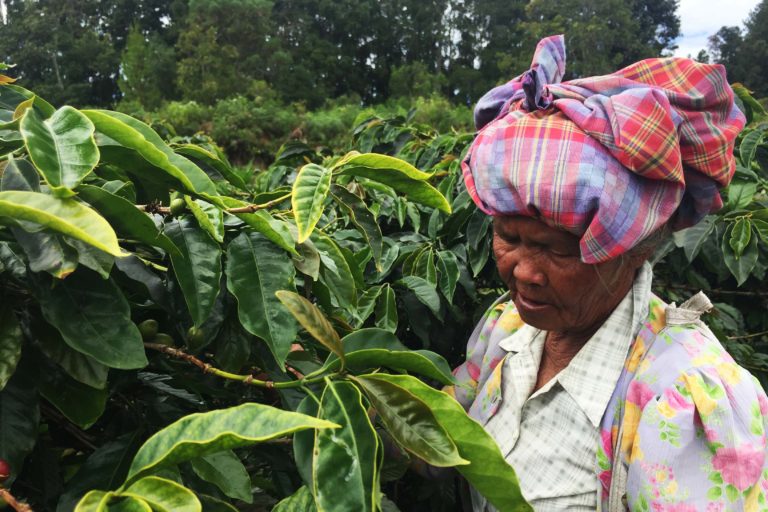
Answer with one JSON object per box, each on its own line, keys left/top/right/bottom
{"left": 138, "top": 319, "right": 159, "bottom": 341}
{"left": 153, "top": 333, "right": 175, "bottom": 347}
{"left": 169, "top": 198, "right": 186, "bottom": 216}
{"left": 187, "top": 326, "right": 205, "bottom": 346}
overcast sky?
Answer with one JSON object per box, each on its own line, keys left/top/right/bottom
{"left": 673, "top": 0, "right": 761, "bottom": 57}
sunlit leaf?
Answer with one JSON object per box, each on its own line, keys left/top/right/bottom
{"left": 293, "top": 163, "right": 332, "bottom": 243}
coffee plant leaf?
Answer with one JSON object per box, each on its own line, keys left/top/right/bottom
{"left": 126, "top": 403, "right": 339, "bottom": 483}
{"left": 722, "top": 224, "right": 759, "bottom": 285}
{"left": 20, "top": 106, "right": 99, "bottom": 196}
{"left": 0, "top": 190, "right": 124, "bottom": 256}
{"left": 740, "top": 129, "right": 765, "bottom": 168}
{"left": 0, "top": 372, "right": 39, "bottom": 487}
{"left": 436, "top": 250, "right": 460, "bottom": 302}
{"left": 105, "top": 495, "right": 153, "bottom": 512}
{"left": 276, "top": 290, "right": 344, "bottom": 363}
{"left": 293, "top": 396, "right": 320, "bottom": 487}
{"left": 83, "top": 109, "right": 221, "bottom": 204}
{"left": 0, "top": 83, "right": 55, "bottom": 119}
{"left": 729, "top": 219, "right": 752, "bottom": 257}
{"left": 123, "top": 476, "right": 200, "bottom": 512}
{"left": 313, "top": 381, "right": 378, "bottom": 512}
{"left": 165, "top": 217, "right": 222, "bottom": 326}
{"left": 34, "top": 319, "right": 108, "bottom": 390}
{"left": 354, "top": 375, "right": 467, "bottom": 467}
{"left": 219, "top": 196, "right": 298, "bottom": 255}
{"left": 673, "top": 216, "right": 715, "bottom": 262}
{"left": 198, "top": 495, "right": 240, "bottom": 512}
{"left": 397, "top": 276, "right": 441, "bottom": 318}
{"left": 40, "top": 370, "right": 108, "bottom": 429}
{"left": 293, "top": 163, "right": 332, "bottom": 243}
{"left": 374, "top": 284, "right": 398, "bottom": 332}
{"left": 0, "top": 305, "right": 22, "bottom": 391}
{"left": 331, "top": 184, "right": 383, "bottom": 270}
{"left": 370, "top": 374, "right": 531, "bottom": 511}
{"left": 190, "top": 451, "right": 252, "bottom": 503}
{"left": 226, "top": 232, "right": 298, "bottom": 366}
{"left": 74, "top": 490, "right": 110, "bottom": 512}
{"left": 183, "top": 196, "right": 224, "bottom": 243}
{"left": 312, "top": 232, "right": 357, "bottom": 311}
{"left": 1, "top": 157, "right": 40, "bottom": 191}
{"left": 173, "top": 143, "right": 249, "bottom": 191}
{"left": 273, "top": 485, "right": 317, "bottom": 512}
{"left": 78, "top": 184, "right": 181, "bottom": 257}
{"left": 35, "top": 270, "right": 148, "bottom": 369}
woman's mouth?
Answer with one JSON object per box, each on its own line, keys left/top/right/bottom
{"left": 514, "top": 292, "right": 552, "bottom": 312}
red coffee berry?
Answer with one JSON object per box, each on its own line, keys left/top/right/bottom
{"left": 0, "top": 458, "right": 10, "bottom": 483}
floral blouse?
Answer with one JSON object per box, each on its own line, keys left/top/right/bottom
{"left": 448, "top": 277, "right": 768, "bottom": 511}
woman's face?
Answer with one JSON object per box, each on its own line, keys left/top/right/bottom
{"left": 492, "top": 216, "right": 643, "bottom": 337}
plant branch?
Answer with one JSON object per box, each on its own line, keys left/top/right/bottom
{"left": 0, "top": 488, "right": 34, "bottom": 512}
{"left": 727, "top": 329, "right": 768, "bottom": 340}
{"left": 653, "top": 282, "right": 768, "bottom": 298}
{"left": 135, "top": 193, "right": 291, "bottom": 215}
{"left": 144, "top": 343, "right": 334, "bottom": 389}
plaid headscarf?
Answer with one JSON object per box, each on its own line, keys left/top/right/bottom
{"left": 462, "top": 35, "right": 745, "bottom": 263}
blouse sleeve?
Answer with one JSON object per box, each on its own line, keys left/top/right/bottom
{"left": 624, "top": 361, "right": 768, "bottom": 511}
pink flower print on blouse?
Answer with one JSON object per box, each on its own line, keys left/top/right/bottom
{"left": 712, "top": 444, "right": 766, "bottom": 491}
{"left": 664, "top": 387, "right": 693, "bottom": 411}
{"left": 758, "top": 393, "right": 768, "bottom": 415}
{"left": 627, "top": 380, "right": 656, "bottom": 408}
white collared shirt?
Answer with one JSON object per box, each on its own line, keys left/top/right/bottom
{"left": 473, "top": 265, "right": 652, "bottom": 511}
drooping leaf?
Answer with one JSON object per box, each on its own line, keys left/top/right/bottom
{"left": 353, "top": 375, "right": 467, "bottom": 467}
{"left": 165, "top": 217, "right": 222, "bottom": 326}
{"left": 34, "top": 270, "right": 148, "bottom": 369}
{"left": 375, "top": 285, "right": 398, "bottom": 333}
{"left": 729, "top": 219, "right": 752, "bottom": 257}
{"left": 219, "top": 196, "right": 297, "bottom": 255}
{"left": 173, "top": 143, "right": 248, "bottom": 191}
{"left": 83, "top": 110, "right": 220, "bottom": 203}
{"left": 321, "top": 328, "right": 454, "bottom": 384}
{"left": 330, "top": 185, "right": 383, "bottom": 270}
{"left": 293, "top": 164, "right": 332, "bottom": 243}
{"left": 740, "top": 129, "right": 765, "bottom": 168}
{"left": 190, "top": 451, "right": 252, "bottom": 504}
{"left": 672, "top": 216, "right": 715, "bottom": 262}
{"left": 123, "top": 476, "right": 201, "bottom": 512}
{"left": 312, "top": 232, "right": 357, "bottom": 310}
{"left": 726, "top": 181, "right": 757, "bottom": 210}
{"left": 226, "top": 231, "right": 298, "bottom": 366}
{"left": 1, "top": 157, "right": 40, "bottom": 191}
{"left": 12, "top": 228, "right": 79, "bottom": 278}
{"left": 0, "top": 190, "right": 124, "bottom": 256}
{"left": 436, "top": 250, "right": 460, "bottom": 302}
{"left": 397, "top": 276, "right": 441, "bottom": 318}
{"left": 73, "top": 490, "right": 110, "bottom": 512}
{"left": 368, "top": 374, "right": 531, "bottom": 511}
{"left": 0, "top": 304, "right": 22, "bottom": 391}
{"left": 313, "top": 381, "right": 378, "bottom": 512}
{"left": 34, "top": 319, "right": 108, "bottom": 390}
{"left": 722, "top": 225, "right": 759, "bottom": 286}
{"left": 78, "top": 184, "right": 181, "bottom": 257}
{"left": 184, "top": 196, "right": 224, "bottom": 243}
{"left": 273, "top": 485, "right": 317, "bottom": 512}
{"left": 20, "top": 106, "right": 99, "bottom": 195}
{"left": 276, "top": 290, "right": 344, "bottom": 363}
{"left": 126, "top": 402, "right": 338, "bottom": 483}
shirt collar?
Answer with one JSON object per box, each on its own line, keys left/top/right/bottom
{"left": 496, "top": 262, "right": 654, "bottom": 427}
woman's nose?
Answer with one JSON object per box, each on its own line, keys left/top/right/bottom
{"left": 512, "top": 253, "right": 547, "bottom": 287}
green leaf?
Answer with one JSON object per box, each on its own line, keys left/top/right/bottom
{"left": 732, "top": 83, "right": 766, "bottom": 123}
{"left": 468, "top": 235, "right": 490, "bottom": 277}
{"left": 0, "top": 305, "right": 22, "bottom": 391}
{"left": 184, "top": 196, "right": 224, "bottom": 244}
{"left": 219, "top": 197, "right": 297, "bottom": 255}
{"left": 0, "top": 190, "right": 124, "bottom": 257}
{"left": 338, "top": 156, "right": 451, "bottom": 214}
{"left": 673, "top": 216, "right": 715, "bottom": 262}
{"left": 726, "top": 181, "right": 757, "bottom": 210}
{"left": 0, "top": 372, "right": 39, "bottom": 487}
{"left": 57, "top": 431, "right": 142, "bottom": 512}
{"left": 199, "top": 495, "right": 239, "bottom": 512}
{"left": 321, "top": 328, "right": 454, "bottom": 384}
{"left": 35, "top": 270, "right": 148, "bottom": 369}
{"left": 77, "top": 185, "right": 181, "bottom": 257}
{"left": 272, "top": 486, "right": 317, "bottom": 512}
{"left": 753, "top": 219, "right": 768, "bottom": 243}
{"left": 74, "top": 490, "right": 111, "bottom": 512}
{"left": 722, "top": 225, "right": 759, "bottom": 286}
{"left": 165, "top": 217, "right": 222, "bottom": 326}
{"left": 293, "top": 396, "right": 320, "bottom": 487}
{"left": 375, "top": 285, "right": 398, "bottom": 333}
{"left": 729, "top": 219, "right": 752, "bottom": 257}
{"left": 20, "top": 106, "right": 99, "bottom": 195}
{"left": 126, "top": 402, "right": 338, "bottom": 483}
{"left": 34, "top": 320, "right": 108, "bottom": 390}
{"left": 293, "top": 164, "right": 332, "bottom": 243}
{"left": 226, "top": 232, "right": 298, "bottom": 366}
{"left": 106, "top": 496, "right": 152, "bottom": 512}
{"left": 436, "top": 250, "right": 460, "bottom": 302}
{"left": 1, "top": 157, "right": 39, "bottom": 191}
{"left": 191, "top": 451, "right": 252, "bottom": 504}
{"left": 313, "top": 381, "right": 378, "bottom": 512}
{"left": 412, "top": 248, "right": 437, "bottom": 285}
{"left": 397, "top": 276, "right": 441, "bottom": 318}
{"left": 740, "top": 129, "right": 765, "bottom": 168}
{"left": 312, "top": 232, "right": 357, "bottom": 310}
{"left": 173, "top": 143, "right": 248, "bottom": 191}
{"left": 123, "top": 476, "right": 201, "bottom": 512}
{"left": 353, "top": 375, "right": 467, "bottom": 467}
{"left": 40, "top": 371, "right": 107, "bottom": 430}
{"left": 276, "top": 290, "right": 344, "bottom": 363}
{"left": 83, "top": 110, "right": 220, "bottom": 203}
{"left": 370, "top": 374, "right": 531, "bottom": 511}
{"left": 330, "top": 185, "right": 383, "bottom": 270}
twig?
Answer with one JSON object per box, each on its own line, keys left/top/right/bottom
{"left": 727, "top": 329, "right": 768, "bottom": 340}
{"left": 654, "top": 282, "right": 768, "bottom": 298}
{"left": 144, "top": 343, "right": 335, "bottom": 389}
{"left": 135, "top": 193, "right": 291, "bottom": 215}
{"left": 0, "top": 488, "right": 34, "bottom": 512}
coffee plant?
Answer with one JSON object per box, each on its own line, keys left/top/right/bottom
{"left": 0, "top": 67, "right": 766, "bottom": 512}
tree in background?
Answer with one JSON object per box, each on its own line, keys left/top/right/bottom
{"left": 119, "top": 26, "right": 177, "bottom": 110}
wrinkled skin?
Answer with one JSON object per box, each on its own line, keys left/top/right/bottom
{"left": 492, "top": 216, "right": 647, "bottom": 358}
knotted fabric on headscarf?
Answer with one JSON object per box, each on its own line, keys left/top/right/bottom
{"left": 462, "top": 35, "right": 745, "bottom": 263}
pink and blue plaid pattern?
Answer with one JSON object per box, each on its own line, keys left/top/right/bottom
{"left": 462, "top": 35, "right": 745, "bottom": 263}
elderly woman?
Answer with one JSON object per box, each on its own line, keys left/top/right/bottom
{"left": 450, "top": 35, "right": 768, "bottom": 511}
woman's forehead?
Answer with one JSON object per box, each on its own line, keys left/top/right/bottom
{"left": 492, "top": 215, "right": 579, "bottom": 244}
